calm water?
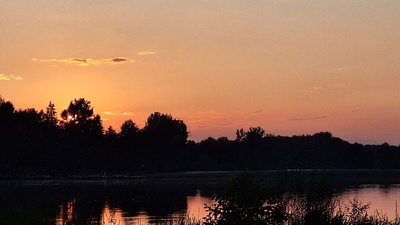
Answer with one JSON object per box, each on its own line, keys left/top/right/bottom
{"left": 1, "top": 170, "right": 400, "bottom": 224}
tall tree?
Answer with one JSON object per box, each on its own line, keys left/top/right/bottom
{"left": 60, "top": 98, "right": 103, "bottom": 140}
{"left": 246, "top": 127, "right": 266, "bottom": 142}
{"left": 0, "top": 100, "right": 15, "bottom": 118}
{"left": 42, "top": 101, "right": 57, "bottom": 125}
{"left": 104, "top": 126, "right": 118, "bottom": 140}
{"left": 0, "top": 100, "right": 15, "bottom": 167}
{"left": 236, "top": 127, "right": 265, "bottom": 143}
{"left": 13, "top": 108, "right": 52, "bottom": 167}
{"left": 142, "top": 112, "right": 188, "bottom": 146}
{"left": 120, "top": 119, "right": 139, "bottom": 141}
{"left": 61, "top": 98, "right": 94, "bottom": 124}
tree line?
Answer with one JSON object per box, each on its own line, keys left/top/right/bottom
{"left": 1, "top": 97, "right": 400, "bottom": 177}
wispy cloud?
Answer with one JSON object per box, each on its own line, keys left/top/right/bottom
{"left": 103, "top": 111, "right": 134, "bottom": 116}
{"left": 306, "top": 83, "right": 351, "bottom": 93}
{"left": 196, "top": 111, "right": 223, "bottom": 115}
{"left": 185, "top": 110, "right": 266, "bottom": 129}
{"left": 288, "top": 115, "right": 329, "bottom": 121}
{"left": 137, "top": 51, "right": 156, "bottom": 55}
{"left": 33, "top": 57, "right": 134, "bottom": 66}
{"left": 250, "top": 110, "right": 264, "bottom": 114}
{"left": 103, "top": 111, "right": 118, "bottom": 116}
{"left": 121, "top": 112, "right": 134, "bottom": 116}
{"left": 0, "top": 74, "right": 23, "bottom": 81}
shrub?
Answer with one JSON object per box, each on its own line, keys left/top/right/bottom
{"left": 203, "top": 172, "right": 286, "bottom": 225}
{"left": 202, "top": 171, "right": 400, "bottom": 225}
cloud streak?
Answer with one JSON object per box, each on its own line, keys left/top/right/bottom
{"left": 288, "top": 116, "right": 329, "bottom": 121}
{"left": 103, "top": 111, "right": 134, "bottom": 116}
{"left": 137, "top": 51, "right": 156, "bottom": 55}
{"left": 306, "top": 83, "right": 351, "bottom": 93}
{"left": 0, "top": 74, "right": 23, "bottom": 81}
{"left": 185, "top": 110, "right": 266, "bottom": 129}
{"left": 33, "top": 57, "right": 134, "bottom": 66}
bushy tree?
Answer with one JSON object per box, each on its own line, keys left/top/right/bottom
{"left": 61, "top": 98, "right": 94, "bottom": 124}
{"left": 0, "top": 99, "right": 16, "bottom": 168}
{"left": 142, "top": 112, "right": 188, "bottom": 146}
{"left": 0, "top": 100, "right": 15, "bottom": 118}
{"left": 204, "top": 172, "right": 287, "bottom": 225}
{"left": 42, "top": 101, "right": 58, "bottom": 126}
{"left": 120, "top": 119, "right": 139, "bottom": 141}
{"left": 236, "top": 126, "right": 265, "bottom": 143}
{"left": 104, "top": 126, "right": 118, "bottom": 140}
{"left": 60, "top": 98, "right": 103, "bottom": 140}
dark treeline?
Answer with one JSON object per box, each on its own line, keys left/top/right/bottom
{"left": 1, "top": 97, "right": 400, "bottom": 176}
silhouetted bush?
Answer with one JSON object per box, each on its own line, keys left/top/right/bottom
{"left": 204, "top": 172, "right": 287, "bottom": 225}
{"left": 202, "top": 172, "right": 400, "bottom": 225}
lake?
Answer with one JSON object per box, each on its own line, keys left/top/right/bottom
{"left": 1, "top": 170, "right": 400, "bottom": 224}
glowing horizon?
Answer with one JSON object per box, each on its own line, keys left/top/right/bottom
{"left": 1, "top": 1, "right": 400, "bottom": 144}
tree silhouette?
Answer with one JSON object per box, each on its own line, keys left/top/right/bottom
{"left": 204, "top": 172, "right": 286, "bottom": 225}
{"left": 85, "top": 114, "right": 103, "bottom": 139}
{"left": 0, "top": 100, "right": 15, "bottom": 118}
{"left": 61, "top": 98, "right": 94, "bottom": 124}
{"left": 120, "top": 119, "right": 139, "bottom": 142}
{"left": 2, "top": 96, "right": 400, "bottom": 174}
{"left": 104, "top": 126, "right": 118, "bottom": 140}
{"left": 142, "top": 112, "right": 188, "bottom": 146}
{"left": 236, "top": 128, "right": 246, "bottom": 142}
{"left": 42, "top": 101, "right": 57, "bottom": 125}
{"left": 0, "top": 99, "right": 16, "bottom": 169}
{"left": 13, "top": 108, "right": 52, "bottom": 167}
{"left": 247, "top": 127, "right": 265, "bottom": 141}
{"left": 60, "top": 98, "right": 103, "bottom": 140}
{"left": 236, "top": 127, "right": 265, "bottom": 143}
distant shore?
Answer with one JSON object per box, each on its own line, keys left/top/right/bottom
{"left": 3, "top": 169, "right": 400, "bottom": 189}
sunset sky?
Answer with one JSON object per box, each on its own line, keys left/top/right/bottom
{"left": 1, "top": 1, "right": 400, "bottom": 144}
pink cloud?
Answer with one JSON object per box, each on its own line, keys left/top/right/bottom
{"left": 33, "top": 57, "right": 134, "bottom": 66}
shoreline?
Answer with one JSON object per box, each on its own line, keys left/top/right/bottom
{"left": 3, "top": 168, "right": 400, "bottom": 181}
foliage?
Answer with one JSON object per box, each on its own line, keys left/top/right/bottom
{"left": 42, "top": 101, "right": 57, "bottom": 125}
{"left": 60, "top": 98, "right": 103, "bottom": 140}
{"left": 341, "top": 198, "right": 371, "bottom": 225}
{"left": 105, "top": 126, "right": 118, "bottom": 140}
{"left": 203, "top": 171, "right": 400, "bottom": 225}
{"left": 143, "top": 112, "right": 188, "bottom": 146}
{"left": 204, "top": 172, "right": 287, "bottom": 225}
{"left": 235, "top": 126, "right": 265, "bottom": 143}
{"left": 0, "top": 100, "right": 15, "bottom": 117}
{"left": 61, "top": 98, "right": 94, "bottom": 123}
{"left": 120, "top": 119, "right": 139, "bottom": 141}
{"left": 2, "top": 96, "right": 400, "bottom": 175}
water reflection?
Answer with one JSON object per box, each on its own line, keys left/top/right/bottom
{"left": 51, "top": 184, "right": 400, "bottom": 224}
{"left": 97, "top": 190, "right": 210, "bottom": 224}
{"left": 56, "top": 199, "right": 77, "bottom": 225}
{"left": 1, "top": 174, "right": 400, "bottom": 225}
{"left": 341, "top": 184, "right": 400, "bottom": 219}
{"left": 101, "top": 205, "right": 123, "bottom": 225}
{"left": 186, "top": 190, "right": 214, "bottom": 220}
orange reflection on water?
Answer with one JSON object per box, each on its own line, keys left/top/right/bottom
{"left": 340, "top": 185, "right": 400, "bottom": 220}
{"left": 101, "top": 204, "right": 125, "bottom": 225}
{"left": 56, "top": 199, "right": 77, "bottom": 225}
{"left": 186, "top": 190, "right": 215, "bottom": 220}
{"left": 124, "top": 211, "right": 151, "bottom": 225}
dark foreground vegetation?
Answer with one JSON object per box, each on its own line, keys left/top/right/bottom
{"left": 135, "top": 172, "right": 400, "bottom": 225}
{"left": 201, "top": 172, "right": 400, "bottom": 225}
{"left": 1, "top": 96, "right": 400, "bottom": 176}
{"left": 1, "top": 171, "right": 397, "bottom": 225}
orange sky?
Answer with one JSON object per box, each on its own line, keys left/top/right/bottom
{"left": 1, "top": 1, "right": 400, "bottom": 144}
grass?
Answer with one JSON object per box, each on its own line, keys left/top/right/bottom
{"left": 99, "top": 198, "right": 400, "bottom": 225}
